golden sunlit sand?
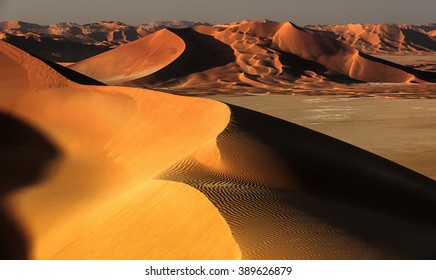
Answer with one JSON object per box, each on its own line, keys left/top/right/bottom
{"left": 0, "top": 41, "right": 239, "bottom": 259}
{"left": 1, "top": 18, "right": 436, "bottom": 260}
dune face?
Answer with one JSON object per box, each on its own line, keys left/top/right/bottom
{"left": 70, "top": 29, "right": 186, "bottom": 84}
{"left": 272, "top": 23, "right": 417, "bottom": 82}
{"left": 306, "top": 23, "right": 436, "bottom": 54}
{"left": 161, "top": 105, "right": 436, "bottom": 259}
{"left": 1, "top": 33, "right": 110, "bottom": 62}
{"left": 1, "top": 28, "right": 436, "bottom": 260}
{"left": 0, "top": 20, "right": 208, "bottom": 62}
{"left": 0, "top": 41, "right": 240, "bottom": 260}
{"left": 68, "top": 20, "right": 434, "bottom": 94}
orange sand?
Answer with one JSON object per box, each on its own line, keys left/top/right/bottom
{"left": 1, "top": 28, "right": 436, "bottom": 260}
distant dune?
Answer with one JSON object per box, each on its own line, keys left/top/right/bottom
{"left": 0, "top": 20, "right": 208, "bottom": 61}
{"left": 70, "top": 29, "right": 185, "bottom": 84}
{"left": 1, "top": 40, "right": 436, "bottom": 260}
{"left": 306, "top": 23, "right": 436, "bottom": 54}
{"left": 68, "top": 20, "right": 435, "bottom": 93}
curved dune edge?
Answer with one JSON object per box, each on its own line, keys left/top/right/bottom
{"left": 0, "top": 85, "right": 239, "bottom": 259}
{"left": 0, "top": 41, "right": 70, "bottom": 90}
{"left": 69, "top": 29, "right": 185, "bottom": 85}
{"left": 160, "top": 104, "right": 436, "bottom": 260}
{"left": 67, "top": 20, "right": 434, "bottom": 92}
{"left": 2, "top": 34, "right": 436, "bottom": 260}
{"left": 0, "top": 55, "right": 240, "bottom": 259}
{"left": 30, "top": 179, "right": 240, "bottom": 260}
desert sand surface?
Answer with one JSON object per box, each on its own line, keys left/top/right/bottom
{"left": 306, "top": 23, "right": 436, "bottom": 54}
{"left": 68, "top": 20, "right": 435, "bottom": 95}
{"left": 209, "top": 95, "right": 436, "bottom": 180}
{"left": 2, "top": 20, "right": 434, "bottom": 62}
{"left": 1, "top": 21, "right": 436, "bottom": 261}
{"left": 0, "top": 41, "right": 239, "bottom": 260}
{"left": 373, "top": 54, "right": 436, "bottom": 72}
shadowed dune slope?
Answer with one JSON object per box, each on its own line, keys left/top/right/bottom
{"left": 272, "top": 23, "right": 425, "bottom": 82}
{"left": 2, "top": 40, "right": 436, "bottom": 260}
{"left": 69, "top": 20, "right": 435, "bottom": 91}
{"left": 2, "top": 33, "right": 110, "bottom": 62}
{"left": 161, "top": 104, "right": 436, "bottom": 259}
{"left": 0, "top": 41, "right": 102, "bottom": 91}
{"left": 0, "top": 44, "right": 240, "bottom": 259}
{"left": 306, "top": 23, "right": 436, "bottom": 54}
{"left": 69, "top": 29, "right": 186, "bottom": 84}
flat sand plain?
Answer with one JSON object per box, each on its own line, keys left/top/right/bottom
{"left": 374, "top": 54, "right": 436, "bottom": 72}
{"left": 209, "top": 95, "right": 436, "bottom": 180}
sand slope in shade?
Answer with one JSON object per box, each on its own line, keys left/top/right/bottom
{"left": 2, "top": 40, "right": 436, "bottom": 260}
{"left": 306, "top": 23, "right": 436, "bottom": 54}
{"left": 68, "top": 20, "right": 435, "bottom": 94}
{"left": 161, "top": 105, "right": 436, "bottom": 259}
{"left": 0, "top": 41, "right": 239, "bottom": 259}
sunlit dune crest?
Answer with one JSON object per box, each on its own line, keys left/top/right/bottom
{"left": 1, "top": 26, "right": 436, "bottom": 261}
{"left": 67, "top": 20, "right": 435, "bottom": 95}
{"left": 70, "top": 29, "right": 185, "bottom": 84}
{"left": 306, "top": 23, "right": 436, "bottom": 54}
{"left": 0, "top": 41, "right": 239, "bottom": 260}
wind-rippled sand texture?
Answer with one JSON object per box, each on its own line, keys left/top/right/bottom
{"left": 1, "top": 38, "right": 436, "bottom": 260}
{"left": 0, "top": 41, "right": 239, "bottom": 260}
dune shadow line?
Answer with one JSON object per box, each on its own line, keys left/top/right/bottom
{"left": 0, "top": 112, "right": 60, "bottom": 259}
{"left": 139, "top": 28, "right": 236, "bottom": 86}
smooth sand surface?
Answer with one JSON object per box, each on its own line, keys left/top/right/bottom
{"left": 1, "top": 40, "right": 436, "bottom": 260}
{"left": 210, "top": 95, "right": 436, "bottom": 180}
{"left": 0, "top": 41, "right": 239, "bottom": 259}
{"left": 69, "top": 29, "right": 185, "bottom": 84}
{"left": 306, "top": 24, "right": 436, "bottom": 54}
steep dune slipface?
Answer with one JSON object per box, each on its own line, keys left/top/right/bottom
{"left": 68, "top": 20, "right": 433, "bottom": 93}
{"left": 0, "top": 44, "right": 240, "bottom": 259}
{"left": 273, "top": 23, "right": 416, "bottom": 82}
{"left": 306, "top": 23, "right": 436, "bottom": 54}
{"left": 69, "top": 29, "right": 186, "bottom": 84}
{"left": 162, "top": 104, "right": 436, "bottom": 259}
{"left": 0, "top": 41, "right": 70, "bottom": 90}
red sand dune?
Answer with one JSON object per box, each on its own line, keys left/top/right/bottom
{"left": 306, "top": 23, "right": 436, "bottom": 54}
{"left": 70, "top": 29, "right": 185, "bottom": 84}
{"left": 0, "top": 20, "right": 208, "bottom": 62}
{"left": 0, "top": 41, "right": 239, "bottom": 260}
{"left": 1, "top": 40, "right": 436, "bottom": 260}
{"left": 68, "top": 20, "right": 434, "bottom": 92}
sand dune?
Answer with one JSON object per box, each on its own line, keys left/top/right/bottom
{"left": 69, "top": 29, "right": 185, "bottom": 84}
{"left": 1, "top": 38, "right": 436, "bottom": 260}
{"left": 0, "top": 20, "right": 207, "bottom": 62}
{"left": 0, "top": 41, "right": 239, "bottom": 259}
{"left": 2, "top": 20, "right": 434, "bottom": 63}
{"left": 161, "top": 105, "right": 436, "bottom": 259}
{"left": 68, "top": 20, "right": 435, "bottom": 94}
{"left": 306, "top": 23, "right": 436, "bottom": 54}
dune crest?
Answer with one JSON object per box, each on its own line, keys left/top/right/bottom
{"left": 0, "top": 43, "right": 240, "bottom": 259}
{"left": 68, "top": 20, "right": 434, "bottom": 95}
{"left": 0, "top": 41, "right": 70, "bottom": 90}
{"left": 70, "top": 29, "right": 185, "bottom": 84}
{"left": 306, "top": 23, "right": 436, "bottom": 54}
{"left": 2, "top": 26, "right": 436, "bottom": 260}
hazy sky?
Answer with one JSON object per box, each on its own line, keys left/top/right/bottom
{"left": 0, "top": 0, "right": 435, "bottom": 25}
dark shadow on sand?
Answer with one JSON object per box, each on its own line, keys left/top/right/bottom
{"left": 138, "top": 28, "right": 236, "bottom": 86}
{"left": 0, "top": 112, "right": 60, "bottom": 259}
{"left": 223, "top": 104, "right": 436, "bottom": 258}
